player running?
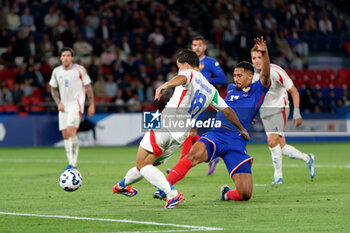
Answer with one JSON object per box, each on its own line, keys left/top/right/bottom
{"left": 50, "top": 47, "right": 95, "bottom": 171}
{"left": 251, "top": 48, "right": 315, "bottom": 185}
{"left": 112, "top": 49, "right": 249, "bottom": 209}
{"left": 154, "top": 37, "right": 270, "bottom": 202}
{"left": 179, "top": 36, "right": 227, "bottom": 176}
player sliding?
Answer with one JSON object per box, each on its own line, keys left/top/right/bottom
{"left": 154, "top": 37, "right": 270, "bottom": 202}
{"left": 251, "top": 48, "right": 315, "bottom": 185}
{"left": 112, "top": 49, "right": 249, "bottom": 209}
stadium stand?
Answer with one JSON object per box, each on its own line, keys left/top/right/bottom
{"left": 0, "top": 0, "right": 349, "bottom": 115}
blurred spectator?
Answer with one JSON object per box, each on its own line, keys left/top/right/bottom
{"left": 121, "top": 34, "right": 131, "bottom": 55}
{"left": 326, "top": 90, "right": 337, "bottom": 112}
{"left": 300, "top": 84, "right": 316, "bottom": 113}
{"left": 96, "top": 17, "right": 110, "bottom": 41}
{"left": 114, "top": 89, "right": 125, "bottom": 111}
{"left": 39, "top": 33, "right": 56, "bottom": 58}
{"left": 100, "top": 46, "right": 116, "bottom": 67}
{"left": 73, "top": 34, "right": 93, "bottom": 57}
{"left": 22, "top": 78, "right": 34, "bottom": 97}
{"left": 0, "top": 83, "right": 14, "bottom": 105}
{"left": 127, "top": 92, "right": 141, "bottom": 112}
{"left": 334, "top": 99, "right": 346, "bottom": 113}
{"left": 315, "top": 90, "right": 327, "bottom": 112}
{"left": 148, "top": 27, "right": 165, "bottom": 47}
{"left": 44, "top": 6, "right": 59, "bottom": 30}
{"left": 94, "top": 74, "right": 107, "bottom": 99}
{"left": 6, "top": 7, "right": 21, "bottom": 31}
{"left": 0, "top": 8, "right": 7, "bottom": 29}
{"left": 0, "top": 28, "right": 8, "bottom": 47}
{"left": 319, "top": 13, "right": 333, "bottom": 34}
{"left": 83, "top": 18, "right": 96, "bottom": 42}
{"left": 20, "top": 7, "right": 35, "bottom": 31}
{"left": 303, "top": 10, "right": 318, "bottom": 34}
{"left": 290, "top": 52, "right": 303, "bottom": 69}
{"left": 25, "top": 34, "right": 38, "bottom": 59}
{"left": 86, "top": 8, "right": 100, "bottom": 31}
{"left": 166, "top": 63, "right": 177, "bottom": 81}
{"left": 264, "top": 12, "right": 277, "bottom": 31}
{"left": 105, "top": 74, "right": 117, "bottom": 98}
{"left": 11, "top": 82, "right": 23, "bottom": 105}
{"left": 53, "top": 14, "right": 68, "bottom": 37}
{"left": 0, "top": 44, "right": 16, "bottom": 68}
{"left": 39, "top": 57, "right": 53, "bottom": 82}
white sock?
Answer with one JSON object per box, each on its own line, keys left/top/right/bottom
{"left": 282, "top": 144, "right": 309, "bottom": 163}
{"left": 140, "top": 165, "right": 176, "bottom": 198}
{"left": 118, "top": 167, "right": 143, "bottom": 188}
{"left": 64, "top": 139, "right": 73, "bottom": 165}
{"left": 71, "top": 136, "right": 79, "bottom": 167}
{"left": 269, "top": 144, "right": 283, "bottom": 178}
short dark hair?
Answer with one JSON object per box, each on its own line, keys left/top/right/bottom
{"left": 235, "top": 61, "right": 254, "bottom": 74}
{"left": 177, "top": 49, "right": 199, "bottom": 68}
{"left": 192, "top": 35, "right": 206, "bottom": 44}
{"left": 59, "top": 47, "right": 74, "bottom": 57}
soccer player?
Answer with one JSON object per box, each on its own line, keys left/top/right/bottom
{"left": 50, "top": 47, "right": 95, "bottom": 170}
{"left": 112, "top": 49, "right": 249, "bottom": 209}
{"left": 251, "top": 48, "right": 315, "bottom": 185}
{"left": 180, "top": 36, "right": 227, "bottom": 175}
{"left": 156, "top": 37, "right": 270, "bottom": 202}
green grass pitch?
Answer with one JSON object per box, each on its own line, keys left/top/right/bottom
{"left": 0, "top": 142, "right": 349, "bottom": 233}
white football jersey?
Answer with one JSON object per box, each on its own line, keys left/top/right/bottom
{"left": 252, "top": 64, "right": 293, "bottom": 118}
{"left": 49, "top": 64, "right": 91, "bottom": 113}
{"left": 163, "top": 69, "right": 228, "bottom": 142}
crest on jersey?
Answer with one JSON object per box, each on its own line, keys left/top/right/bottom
{"left": 199, "top": 63, "right": 204, "bottom": 70}
{"left": 243, "top": 87, "right": 250, "bottom": 92}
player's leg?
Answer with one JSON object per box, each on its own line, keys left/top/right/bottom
{"left": 267, "top": 133, "right": 284, "bottom": 184}
{"left": 221, "top": 172, "right": 253, "bottom": 201}
{"left": 167, "top": 140, "right": 208, "bottom": 186}
{"left": 180, "top": 128, "right": 198, "bottom": 159}
{"left": 220, "top": 150, "right": 253, "bottom": 201}
{"left": 60, "top": 112, "right": 74, "bottom": 170}
{"left": 280, "top": 136, "right": 315, "bottom": 178}
{"left": 67, "top": 112, "right": 81, "bottom": 168}
{"left": 262, "top": 113, "right": 285, "bottom": 185}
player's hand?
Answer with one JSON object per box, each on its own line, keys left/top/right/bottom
{"left": 293, "top": 118, "right": 303, "bottom": 127}
{"left": 154, "top": 86, "right": 166, "bottom": 101}
{"left": 58, "top": 103, "right": 64, "bottom": 112}
{"left": 239, "top": 129, "right": 250, "bottom": 141}
{"left": 254, "top": 36, "right": 267, "bottom": 53}
{"left": 88, "top": 104, "right": 95, "bottom": 118}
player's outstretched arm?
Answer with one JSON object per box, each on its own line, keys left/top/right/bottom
{"left": 222, "top": 107, "right": 250, "bottom": 141}
{"left": 50, "top": 86, "right": 64, "bottom": 112}
{"left": 85, "top": 84, "right": 95, "bottom": 118}
{"left": 254, "top": 37, "right": 270, "bottom": 87}
{"left": 154, "top": 75, "right": 187, "bottom": 101}
{"left": 288, "top": 85, "right": 303, "bottom": 127}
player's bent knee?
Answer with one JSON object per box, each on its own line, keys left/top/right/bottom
{"left": 267, "top": 135, "right": 279, "bottom": 148}
{"left": 240, "top": 190, "right": 252, "bottom": 201}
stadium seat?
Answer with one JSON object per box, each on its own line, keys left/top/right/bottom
{"left": 4, "top": 104, "right": 18, "bottom": 112}
{"left": 94, "top": 96, "right": 101, "bottom": 103}
{"left": 32, "top": 88, "right": 44, "bottom": 97}
{"left": 6, "top": 78, "right": 14, "bottom": 90}
{"left": 0, "top": 105, "right": 4, "bottom": 112}
{"left": 104, "top": 96, "right": 113, "bottom": 102}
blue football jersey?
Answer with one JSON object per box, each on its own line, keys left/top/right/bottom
{"left": 199, "top": 56, "right": 227, "bottom": 84}
{"left": 216, "top": 80, "right": 269, "bottom": 133}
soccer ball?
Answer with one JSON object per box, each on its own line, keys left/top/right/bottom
{"left": 59, "top": 169, "right": 83, "bottom": 191}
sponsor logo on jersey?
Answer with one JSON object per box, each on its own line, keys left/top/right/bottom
{"left": 199, "top": 63, "right": 204, "bottom": 70}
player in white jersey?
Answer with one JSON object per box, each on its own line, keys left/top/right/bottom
{"left": 251, "top": 47, "right": 315, "bottom": 185}
{"left": 112, "top": 49, "right": 249, "bottom": 209}
{"left": 49, "top": 47, "right": 95, "bottom": 171}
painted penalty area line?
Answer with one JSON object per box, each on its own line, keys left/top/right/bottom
{"left": 0, "top": 212, "right": 224, "bottom": 232}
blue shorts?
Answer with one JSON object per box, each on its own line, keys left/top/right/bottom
{"left": 198, "top": 127, "right": 253, "bottom": 177}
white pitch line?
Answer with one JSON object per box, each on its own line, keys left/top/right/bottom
{"left": 0, "top": 158, "right": 349, "bottom": 169}
{"left": 0, "top": 212, "right": 223, "bottom": 232}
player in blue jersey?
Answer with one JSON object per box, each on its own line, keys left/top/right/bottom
{"left": 163, "top": 37, "right": 271, "bottom": 201}
{"left": 178, "top": 36, "right": 227, "bottom": 175}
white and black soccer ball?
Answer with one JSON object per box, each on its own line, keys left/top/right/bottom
{"left": 59, "top": 169, "right": 83, "bottom": 191}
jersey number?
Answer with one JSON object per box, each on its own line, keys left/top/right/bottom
{"left": 188, "top": 89, "right": 207, "bottom": 117}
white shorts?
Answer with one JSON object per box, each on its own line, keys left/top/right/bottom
{"left": 59, "top": 111, "right": 81, "bottom": 131}
{"left": 261, "top": 108, "right": 289, "bottom": 136}
{"left": 140, "top": 130, "right": 181, "bottom": 164}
